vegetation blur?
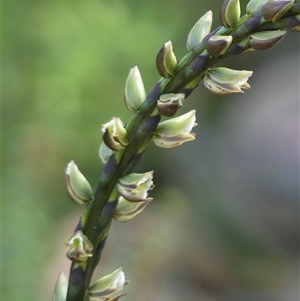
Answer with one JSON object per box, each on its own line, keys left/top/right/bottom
{"left": 3, "top": 0, "right": 299, "bottom": 300}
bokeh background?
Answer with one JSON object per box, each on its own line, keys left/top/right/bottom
{"left": 3, "top": 0, "right": 299, "bottom": 300}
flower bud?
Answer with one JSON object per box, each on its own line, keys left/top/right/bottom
{"left": 156, "top": 41, "right": 177, "bottom": 78}
{"left": 187, "top": 11, "right": 213, "bottom": 50}
{"left": 157, "top": 93, "right": 185, "bottom": 117}
{"left": 124, "top": 66, "right": 146, "bottom": 112}
{"left": 53, "top": 272, "right": 68, "bottom": 301}
{"left": 102, "top": 117, "right": 128, "bottom": 151}
{"left": 262, "top": 0, "right": 295, "bottom": 22}
{"left": 204, "top": 67, "right": 253, "bottom": 95}
{"left": 246, "top": 0, "right": 272, "bottom": 15}
{"left": 206, "top": 35, "right": 233, "bottom": 57}
{"left": 118, "top": 171, "right": 154, "bottom": 202}
{"left": 99, "top": 142, "right": 114, "bottom": 164}
{"left": 220, "top": 0, "right": 241, "bottom": 28}
{"left": 88, "top": 268, "right": 126, "bottom": 299}
{"left": 250, "top": 30, "right": 286, "bottom": 50}
{"left": 114, "top": 196, "right": 149, "bottom": 222}
{"left": 153, "top": 110, "right": 197, "bottom": 149}
{"left": 66, "top": 230, "right": 93, "bottom": 263}
{"left": 65, "top": 160, "right": 93, "bottom": 205}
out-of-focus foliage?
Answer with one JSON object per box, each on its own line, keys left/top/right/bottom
{"left": 3, "top": 0, "right": 299, "bottom": 301}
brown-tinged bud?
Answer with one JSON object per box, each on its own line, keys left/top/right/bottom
{"left": 66, "top": 230, "right": 93, "bottom": 263}
{"left": 250, "top": 30, "right": 287, "bottom": 50}
{"left": 156, "top": 41, "right": 177, "bottom": 78}
{"left": 206, "top": 35, "right": 233, "bottom": 57}
{"left": 157, "top": 93, "right": 185, "bottom": 117}
{"left": 262, "top": 0, "right": 295, "bottom": 22}
{"left": 102, "top": 117, "right": 128, "bottom": 151}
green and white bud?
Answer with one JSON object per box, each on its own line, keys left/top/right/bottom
{"left": 102, "top": 117, "right": 128, "bottom": 151}
{"left": 262, "top": 0, "right": 295, "bottom": 22}
{"left": 157, "top": 93, "right": 185, "bottom": 117}
{"left": 246, "top": 0, "right": 272, "bottom": 15}
{"left": 153, "top": 110, "right": 197, "bottom": 149}
{"left": 118, "top": 171, "right": 154, "bottom": 202}
{"left": 99, "top": 142, "right": 114, "bottom": 164}
{"left": 124, "top": 66, "right": 146, "bottom": 112}
{"left": 187, "top": 11, "right": 213, "bottom": 50}
{"left": 250, "top": 30, "right": 287, "bottom": 50}
{"left": 114, "top": 196, "right": 149, "bottom": 222}
{"left": 66, "top": 230, "right": 93, "bottom": 263}
{"left": 204, "top": 67, "right": 253, "bottom": 95}
{"left": 88, "top": 268, "right": 126, "bottom": 300}
{"left": 156, "top": 41, "right": 177, "bottom": 78}
{"left": 65, "top": 160, "right": 93, "bottom": 205}
{"left": 206, "top": 35, "right": 233, "bottom": 57}
{"left": 53, "top": 272, "right": 68, "bottom": 301}
{"left": 220, "top": 0, "right": 241, "bottom": 28}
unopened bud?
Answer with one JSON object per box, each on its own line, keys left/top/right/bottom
{"left": 156, "top": 41, "right": 177, "bottom": 78}
{"left": 67, "top": 230, "right": 93, "bottom": 263}
{"left": 246, "top": 0, "right": 272, "bottom": 15}
{"left": 124, "top": 66, "right": 146, "bottom": 112}
{"left": 102, "top": 117, "right": 128, "bottom": 151}
{"left": 88, "top": 268, "right": 127, "bottom": 299}
{"left": 153, "top": 110, "right": 197, "bottom": 149}
{"left": 114, "top": 197, "right": 150, "bottom": 222}
{"left": 206, "top": 35, "right": 233, "bottom": 57}
{"left": 262, "top": 0, "right": 295, "bottom": 22}
{"left": 250, "top": 30, "right": 286, "bottom": 50}
{"left": 220, "top": 0, "right": 241, "bottom": 28}
{"left": 99, "top": 142, "right": 114, "bottom": 164}
{"left": 65, "top": 160, "right": 93, "bottom": 205}
{"left": 157, "top": 93, "right": 185, "bottom": 117}
{"left": 53, "top": 272, "right": 68, "bottom": 301}
{"left": 187, "top": 11, "right": 213, "bottom": 50}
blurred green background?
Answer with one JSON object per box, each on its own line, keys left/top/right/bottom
{"left": 3, "top": 0, "right": 299, "bottom": 300}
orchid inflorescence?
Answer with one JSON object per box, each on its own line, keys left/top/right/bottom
{"left": 52, "top": 1, "right": 300, "bottom": 300}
